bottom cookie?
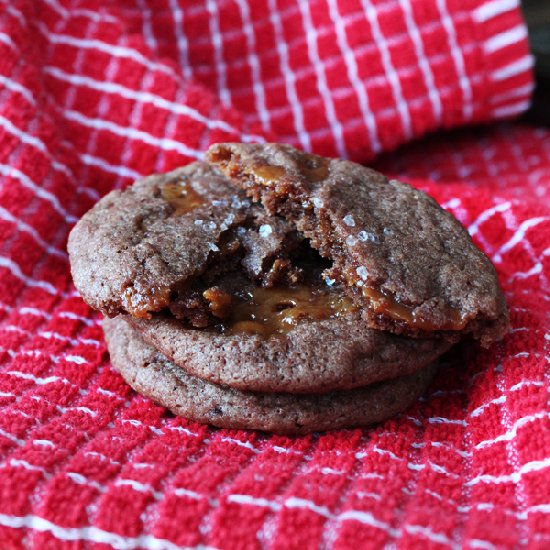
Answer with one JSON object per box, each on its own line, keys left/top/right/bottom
{"left": 104, "top": 317, "right": 437, "bottom": 434}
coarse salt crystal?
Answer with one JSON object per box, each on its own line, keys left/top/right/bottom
{"left": 346, "top": 235, "right": 357, "bottom": 246}
{"left": 259, "top": 224, "right": 273, "bottom": 238}
{"left": 324, "top": 276, "right": 336, "bottom": 286}
{"left": 208, "top": 243, "right": 220, "bottom": 252}
{"left": 356, "top": 266, "right": 368, "bottom": 280}
{"left": 358, "top": 230, "right": 378, "bottom": 243}
{"left": 194, "top": 220, "right": 203, "bottom": 226}
{"left": 343, "top": 214, "right": 355, "bottom": 227}
{"left": 312, "top": 197, "right": 324, "bottom": 208}
{"left": 220, "top": 213, "right": 235, "bottom": 231}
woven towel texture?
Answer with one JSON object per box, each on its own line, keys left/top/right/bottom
{"left": 0, "top": 0, "right": 548, "bottom": 548}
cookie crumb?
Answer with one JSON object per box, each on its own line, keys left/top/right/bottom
{"left": 203, "top": 287, "right": 232, "bottom": 318}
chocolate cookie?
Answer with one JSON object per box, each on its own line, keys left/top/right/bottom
{"left": 129, "top": 311, "right": 452, "bottom": 394}
{"left": 104, "top": 317, "right": 437, "bottom": 435}
{"left": 207, "top": 143, "right": 509, "bottom": 347}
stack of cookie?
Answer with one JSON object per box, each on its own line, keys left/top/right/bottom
{"left": 68, "top": 144, "right": 508, "bottom": 434}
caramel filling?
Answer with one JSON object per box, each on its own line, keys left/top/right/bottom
{"left": 248, "top": 154, "right": 329, "bottom": 188}
{"left": 203, "top": 287, "right": 232, "bottom": 319}
{"left": 122, "top": 285, "right": 171, "bottom": 319}
{"left": 250, "top": 165, "right": 286, "bottom": 185}
{"left": 361, "top": 287, "right": 467, "bottom": 331}
{"left": 297, "top": 155, "right": 329, "bottom": 182}
{"left": 224, "top": 285, "right": 356, "bottom": 337}
{"left": 162, "top": 181, "right": 205, "bottom": 214}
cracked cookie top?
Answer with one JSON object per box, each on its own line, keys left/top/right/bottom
{"left": 207, "top": 143, "right": 509, "bottom": 347}
{"left": 69, "top": 162, "right": 254, "bottom": 320}
{"left": 69, "top": 161, "right": 326, "bottom": 330}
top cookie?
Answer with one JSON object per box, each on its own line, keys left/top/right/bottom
{"left": 207, "top": 143, "right": 508, "bottom": 346}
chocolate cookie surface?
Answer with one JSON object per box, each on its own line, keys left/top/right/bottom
{"left": 130, "top": 311, "right": 452, "bottom": 394}
{"left": 68, "top": 163, "right": 245, "bottom": 318}
{"left": 207, "top": 143, "right": 509, "bottom": 346}
{"left": 105, "top": 317, "right": 437, "bottom": 435}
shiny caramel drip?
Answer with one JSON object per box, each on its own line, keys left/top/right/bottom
{"left": 122, "top": 284, "right": 171, "bottom": 319}
{"left": 248, "top": 154, "right": 329, "bottom": 188}
{"left": 298, "top": 155, "right": 329, "bottom": 182}
{"left": 361, "top": 286, "right": 467, "bottom": 331}
{"left": 225, "top": 286, "right": 356, "bottom": 337}
{"left": 162, "top": 180, "right": 205, "bottom": 214}
{"left": 250, "top": 164, "right": 286, "bottom": 185}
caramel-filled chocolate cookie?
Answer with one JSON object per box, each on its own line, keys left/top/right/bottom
{"left": 105, "top": 317, "right": 437, "bottom": 435}
{"left": 207, "top": 143, "right": 509, "bottom": 347}
{"left": 68, "top": 144, "right": 511, "bottom": 434}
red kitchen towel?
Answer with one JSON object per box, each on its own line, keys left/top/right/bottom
{"left": 0, "top": 0, "right": 548, "bottom": 549}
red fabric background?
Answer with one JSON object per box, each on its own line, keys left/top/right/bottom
{"left": 0, "top": 0, "right": 548, "bottom": 548}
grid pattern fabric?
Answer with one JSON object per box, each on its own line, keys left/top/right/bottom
{"left": 0, "top": 0, "right": 548, "bottom": 548}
